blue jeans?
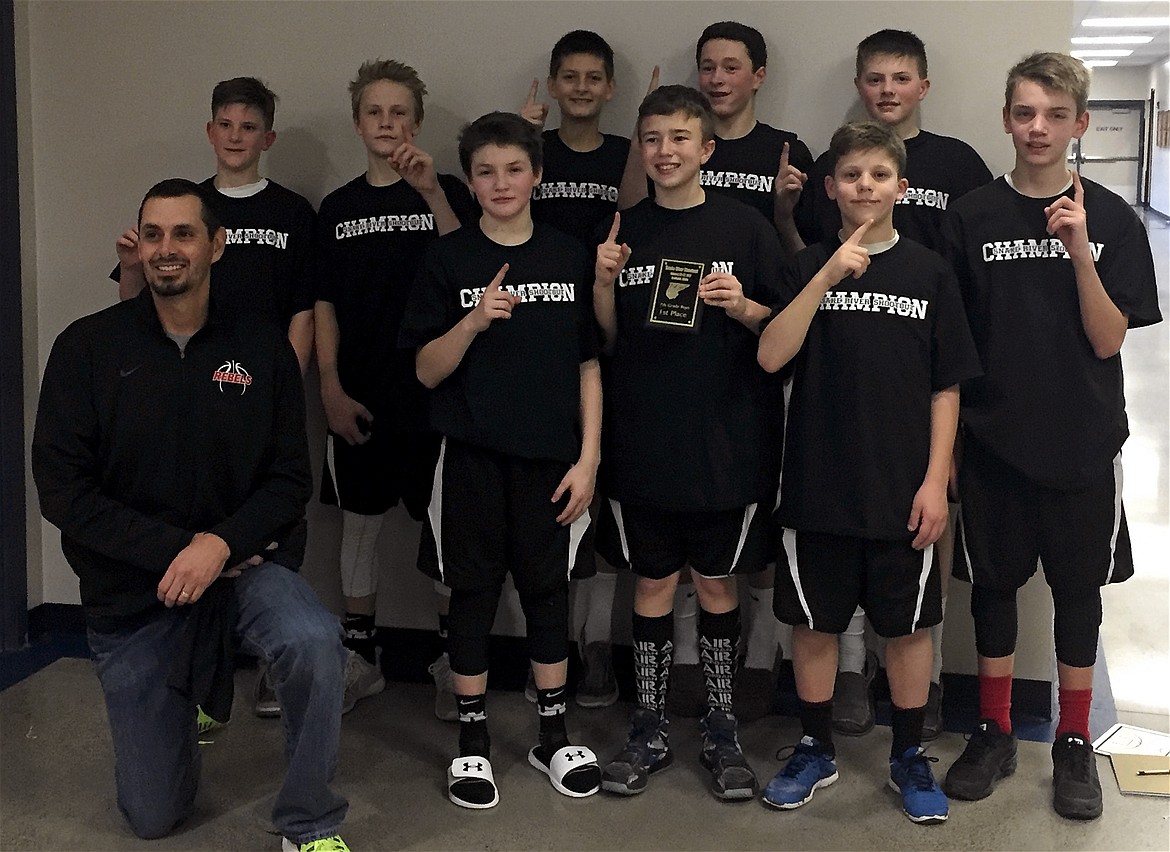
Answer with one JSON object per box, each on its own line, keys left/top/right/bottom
{"left": 88, "top": 562, "right": 348, "bottom": 843}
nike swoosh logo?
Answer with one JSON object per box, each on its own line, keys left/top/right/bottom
{"left": 119, "top": 365, "right": 141, "bottom": 377}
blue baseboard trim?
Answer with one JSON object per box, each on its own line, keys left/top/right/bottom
{"left": 0, "top": 603, "right": 90, "bottom": 691}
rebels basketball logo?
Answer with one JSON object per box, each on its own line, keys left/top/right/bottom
{"left": 212, "top": 360, "right": 252, "bottom": 394}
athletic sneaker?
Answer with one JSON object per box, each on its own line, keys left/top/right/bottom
{"left": 428, "top": 652, "right": 459, "bottom": 722}
{"left": 921, "top": 681, "right": 943, "bottom": 742}
{"left": 1051, "top": 733, "right": 1103, "bottom": 820}
{"left": 576, "top": 641, "right": 619, "bottom": 708}
{"left": 889, "top": 745, "right": 949, "bottom": 824}
{"left": 832, "top": 650, "right": 877, "bottom": 736}
{"left": 699, "top": 709, "right": 758, "bottom": 800}
{"left": 281, "top": 835, "right": 350, "bottom": 852}
{"left": 342, "top": 648, "right": 385, "bottom": 714}
{"left": 601, "top": 707, "right": 674, "bottom": 795}
{"left": 196, "top": 706, "right": 225, "bottom": 738}
{"left": 761, "top": 736, "right": 838, "bottom": 809}
{"left": 943, "top": 719, "right": 1017, "bottom": 800}
{"left": 254, "top": 664, "right": 281, "bottom": 718}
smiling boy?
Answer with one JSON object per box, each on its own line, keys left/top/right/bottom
{"left": 314, "top": 59, "right": 475, "bottom": 716}
{"left": 758, "top": 121, "right": 980, "bottom": 824}
{"left": 400, "top": 111, "right": 602, "bottom": 810}
{"left": 114, "top": 77, "right": 317, "bottom": 374}
{"left": 941, "top": 52, "right": 1161, "bottom": 821}
{"left": 593, "top": 86, "right": 783, "bottom": 802}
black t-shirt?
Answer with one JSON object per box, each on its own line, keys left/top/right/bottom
{"left": 532, "top": 130, "right": 630, "bottom": 246}
{"left": 700, "top": 121, "right": 818, "bottom": 244}
{"left": 944, "top": 175, "right": 1162, "bottom": 488}
{"left": 601, "top": 193, "right": 784, "bottom": 511}
{"left": 399, "top": 223, "right": 597, "bottom": 464}
{"left": 316, "top": 173, "right": 475, "bottom": 420}
{"left": 809, "top": 130, "right": 992, "bottom": 252}
{"left": 111, "top": 178, "right": 317, "bottom": 331}
{"left": 775, "top": 236, "right": 981, "bottom": 538}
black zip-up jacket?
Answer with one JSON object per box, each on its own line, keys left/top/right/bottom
{"left": 32, "top": 289, "right": 312, "bottom": 631}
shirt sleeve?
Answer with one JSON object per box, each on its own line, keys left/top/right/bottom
{"left": 930, "top": 262, "right": 983, "bottom": 391}
{"left": 31, "top": 324, "right": 192, "bottom": 573}
{"left": 399, "top": 241, "right": 456, "bottom": 349}
{"left": 440, "top": 174, "right": 480, "bottom": 227}
{"left": 750, "top": 217, "right": 786, "bottom": 309}
{"left": 287, "top": 199, "right": 318, "bottom": 315}
{"left": 313, "top": 199, "right": 341, "bottom": 306}
{"left": 577, "top": 253, "right": 599, "bottom": 363}
{"left": 1097, "top": 199, "right": 1162, "bottom": 329}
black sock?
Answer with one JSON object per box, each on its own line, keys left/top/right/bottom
{"left": 343, "top": 612, "right": 377, "bottom": 665}
{"left": 632, "top": 612, "right": 673, "bottom": 715}
{"left": 891, "top": 704, "right": 926, "bottom": 760}
{"left": 698, "top": 607, "right": 739, "bottom": 715}
{"left": 457, "top": 693, "right": 490, "bottom": 758}
{"left": 799, "top": 699, "right": 835, "bottom": 757}
{"left": 536, "top": 685, "right": 570, "bottom": 755}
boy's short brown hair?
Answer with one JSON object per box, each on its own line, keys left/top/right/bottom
{"left": 828, "top": 121, "right": 907, "bottom": 178}
{"left": 457, "top": 111, "right": 543, "bottom": 177}
{"left": 349, "top": 59, "right": 427, "bottom": 123}
{"left": 637, "top": 85, "right": 716, "bottom": 142}
{"left": 1005, "top": 52, "right": 1090, "bottom": 115}
{"left": 211, "top": 77, "right": 277, "bottom": 131}
{"left": 855, "top": 29, "right": 927, "bottom": 79}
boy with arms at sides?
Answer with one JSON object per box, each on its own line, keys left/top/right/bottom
{"left": 315, "top": 59, "right": 474, "bottom": 717}
{"left": 519, "top": 29, "right": 630, "bottom": 709}
{"left": 942, "top": 52, "right": 1160, "bottom": 821}
{"left": 114, "top": 77, "right": 318, "bottom": 721}
{"left": 758, "top": 121, "right": 980, "bottom": 824}
{"left": 115, "top": 77, "right": 317, "bottom": 374}
{"left": 401, "top": 112, "right": 602, "bottom": 809}
{"left": 807, "top": 30, "right": 993, "bottom": 743}
{"left": 594, "top": 86, "right": 783, "bottom": 801}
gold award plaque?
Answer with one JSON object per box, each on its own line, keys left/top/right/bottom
{"left": 646, "top": 258, "right": 705, "bottom": 332}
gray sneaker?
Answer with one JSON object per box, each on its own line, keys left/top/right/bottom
{"left": 832, "top": 650, "right": 877, "bottom": 736}
{"left": 428, "top": 652, "right": 459, "bottom": 722}
{"left": 342, "top": 649, "right": 385, "bottom": 714}
{"left": 253, "top": 664, "right": 281, "bottom": 718}
{"left": 576, "top": 642, "right": 619, "bottom": 708}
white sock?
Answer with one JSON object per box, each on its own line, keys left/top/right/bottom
{"left": 837, "top": 606, "right": 867, "bottom": 674}
{"left": 672, "top": 585, "right": 699, "bottom": 666}
{"left": 744, "top": 587, "right": 779, "bottom": 670}
{"left": 583, "top": 570, "right": 617, "bottom": 645}
{"left": 339, "top": 511, "right": 385, "bottom": 598}
{"left": 931, "top": 596, "right": 947, "bottom": 684}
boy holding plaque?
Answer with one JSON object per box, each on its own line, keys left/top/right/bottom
{"left": 757, "top": 121, "right": 980, "bottom": 824}
{"left": 593, "top": 85, "right": 783, "bottom": 802}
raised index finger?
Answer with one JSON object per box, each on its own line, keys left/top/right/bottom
{"left": 1071, "top": 169, "right": 1084, "bottom": 205}
{"left": 488, "top": 262, "right": 510, "bottom": 290}
{"left": 647, "top": 65, "right": 660, "bottom": 95}
{"left": 606, "top": 212, "right": 621, "bottom": 243}
{"left": 779, "top": 141, "right": 790, "bottom": 173}
{"left": 846, "top": 218, "right": 874, "bottom": 245}
{"left": 526, "top": 78, "right": 539, "bottom": 105}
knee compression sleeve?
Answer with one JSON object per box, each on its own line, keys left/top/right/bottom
{"left": 519, "top": 584, "right": 570, "bottom": 665}
{"left": 1052, "top": 585, "right": 1102, "bottom": 668}
{"left": 970, "top": 584, "right": 1019, "bottom": 659}
{"left": 339, "top": 510, "right": 384, "bottom": 598}
{"left": 447, "top": 585, "right": 503, "bottom": 675}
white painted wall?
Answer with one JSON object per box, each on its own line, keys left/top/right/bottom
{"left": 1089, "top": 65, "right": 1152, "bottom": 102}
{"left": 18, "top": 0, "right": 1073, "bottom": 676}
{"left": 1151, "top": 60, "right": 1170, "bottom": 217}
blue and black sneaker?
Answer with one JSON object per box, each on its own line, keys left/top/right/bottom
{"left": 762, "top": 736, "right": 838, "bottom": 809}
{"left": 889, "top": 745, "right": 949, "bottom": 824}
{"left": 601, "top": 706, "right": 673, "bottom": 795}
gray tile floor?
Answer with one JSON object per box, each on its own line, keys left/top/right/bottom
{"left": 2, "top": 659, "right": 1169, "bottom": 851}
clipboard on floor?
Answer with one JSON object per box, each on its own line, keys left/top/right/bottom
{"left": 1108, "top": 753, "right": 1170, "bottom": 797}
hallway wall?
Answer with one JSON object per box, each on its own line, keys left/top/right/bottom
{"left": 17, "top": 1, "right": 1074, "bottom": 677}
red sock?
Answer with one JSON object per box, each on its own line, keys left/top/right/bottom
{"left": 979, "top": 674, "right": 1013, "bottom": 735}
{"left": 1055, "top": 688, "right": 1092, "bottom": 740}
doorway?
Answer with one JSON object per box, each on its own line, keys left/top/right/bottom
{"left": 1072, "top": 99, "right": 1147, "bottom": 205}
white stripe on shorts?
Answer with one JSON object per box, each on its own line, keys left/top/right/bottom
{"left": 1104, "top": 452, "right": 1124, "bottom": 584}
{"left": 325, "top": 433, "right": 341, "bottom": 507}
{"left": 783, "top": 528, "right": 815, "bottom": 629}
{"left": 567, "top": 508, "right": 592, "bottom": 582}
{"left": 728, "top": 503, "right": 759, "bottom": 573}
{"left": 427, "top": 439, "right": 448, "bottom": 584}
{"left": 909, "top": 543, "right": 934, "bottom": 633}
{"left": 608, "top": 498, "right": 631, "bottom": 564}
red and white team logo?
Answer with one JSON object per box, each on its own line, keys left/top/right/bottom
{"left": 212, "top": 360, "right": 253, "bottom": 394}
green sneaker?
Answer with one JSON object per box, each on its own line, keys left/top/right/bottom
{"left": 196, "top": 706, "right": 225, "bottom": 738}
{"left": 281, "top": 835, "right": 351, "bottom": 852}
